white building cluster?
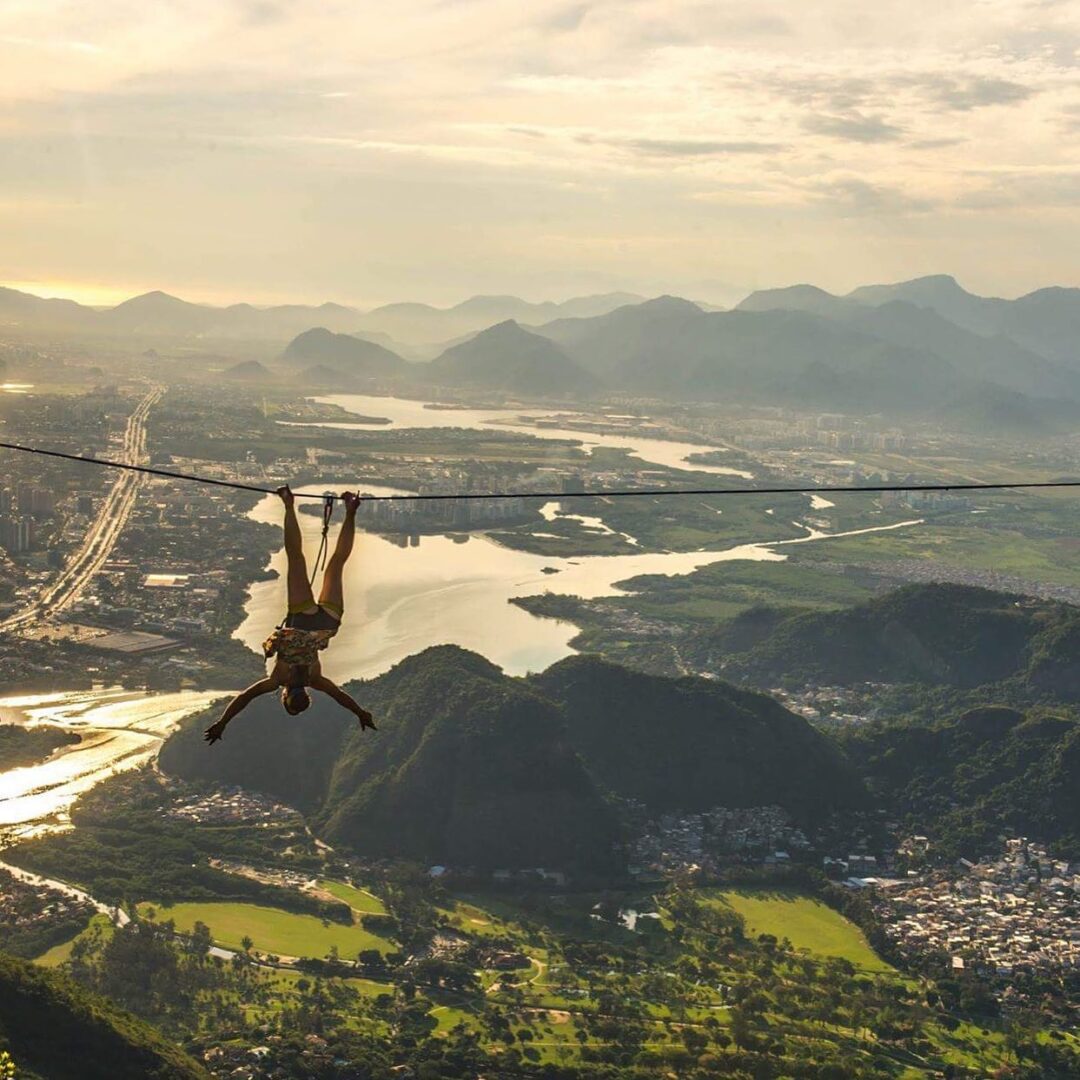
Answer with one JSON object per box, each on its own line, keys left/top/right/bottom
{"left": 875, "top": 838, "right": 1080, "bottom": 976}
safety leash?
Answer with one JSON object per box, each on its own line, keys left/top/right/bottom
{"left": 309, "top": 495, "right": 335, "bottom": 586}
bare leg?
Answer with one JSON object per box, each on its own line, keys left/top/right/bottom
{"left": 278, "top": 487, "right": 316, "bottom": 612}
{"left": 318, "top": 492, "right": 358, "bottom": 614}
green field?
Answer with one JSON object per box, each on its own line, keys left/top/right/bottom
{"left": 34, "top": 914, "right": 113, "bottom": 968}
{"left": 138, "top": 901, "right": 394, "bottom": 959}
{"left": 438, "top": 897, "right": 522, "bottom": 939}
{"left": 705, "top": 889, "right": 892, "bottom": 973}
{"left": 319, "top": 880, "right": 387, "bottom": 915}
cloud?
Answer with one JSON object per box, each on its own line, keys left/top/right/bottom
{"left": 539, "top": 3, "right": 595, "bottom": 33}
{"left": 811, "top": 177, "right": 934, "bottom": 216}
{"left": 924, "top": 76, "right": 1035, "bottom": 111}
{"left": 909, "top": 136, "right": 968, "bottom": 149}
{"left": 955, "top": 168, "right": 1080, "bottom": 209}
{"left": 0, "top": 34, "right": 101, "bottom": 54}
{"left": 0, "top": 0, "right": 1078, "bottom": 301}
{"left": 802, "top": 112, "right": 904, "bottom": 143}
{"left": 582, "top": 135, "right": 783, "bottom": 157}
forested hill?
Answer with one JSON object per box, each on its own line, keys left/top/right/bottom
{"left": 721, "top": 583, "right": 1080, "bottom": 695}
{"left": 530, "top": 655, "right": 866, "bottom": 818}
{"left": 313, "top": 647, "right": 620, "bottom": 871}
{"left": 840, "top": 707, "right": 1080, "bottom": 859}
{"left": 161, "top": 647, "right": 864, "bottom": 869}
{"left": 0, "top": 950, "right": 209, "bottom": 1080}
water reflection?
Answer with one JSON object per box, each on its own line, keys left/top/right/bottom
{"left": 236, "top": 486, "right": 921, "bottom": 683}
{"left": 0, "top": 688, "right": 222, "bottom": 836}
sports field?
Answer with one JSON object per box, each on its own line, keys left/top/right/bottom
{"left": 705, "top": 889, "right": 891, "bottom": 972}
{"left": 138, "top": 901, "right": 394, "bottom": 959}
{"left": 319, "top": 879, "right": 387, "bottom": 915}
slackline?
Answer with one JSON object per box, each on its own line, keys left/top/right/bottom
{"left": 3, "top": 438, "right": 1080, "bottom": 502}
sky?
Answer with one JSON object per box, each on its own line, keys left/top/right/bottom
{"left": 1, "top": 1, "right": 1078, "bottom": 308}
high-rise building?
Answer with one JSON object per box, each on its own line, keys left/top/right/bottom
{"left": 16, "top": 485, "right": 51, "bottom": 518}
{"left": 0, "top": 515, "right": 34, "bottom": 554}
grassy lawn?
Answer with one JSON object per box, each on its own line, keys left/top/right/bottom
{"left": 704, "top": 889, "right": 892, "bottom": 973}
{"left": 139, "top": 900, "right": 394, "bottom": 959}
{"left": 34, "top": 913, "right": 113, "bottom": 967}
{"left": 319, "top": 879, "right": 387, "bottom": 915}
{"left": 795, "top": 519, "right": 1080, "bottom": 587}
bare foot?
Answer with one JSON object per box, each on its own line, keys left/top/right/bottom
{"left": 275, "top": 485, "right": 295, "bottom": 506}
{"left": 341, "top": 491, "right": 361, "bottom": 514}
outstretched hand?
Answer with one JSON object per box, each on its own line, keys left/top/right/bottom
{"left": 275, "top": 485, "right": 295, "bottom": 507}
{"left": 204, "top": 719, "right": 227, "bottom": 745}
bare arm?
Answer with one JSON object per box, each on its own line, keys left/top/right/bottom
{"left": 309, "top": 674, "right": 377, "bottom": 730}
{"left": 204, "top": 679, "right": 278, "bottom": 744}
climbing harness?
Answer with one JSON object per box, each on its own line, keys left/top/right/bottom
{"left": 263, "top": 624, "right": 337, "bottom": 666}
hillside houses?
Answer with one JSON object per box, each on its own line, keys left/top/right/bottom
{"left": 874, "top": 838, "right": 1080, "bottom": 978}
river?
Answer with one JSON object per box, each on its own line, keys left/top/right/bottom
{"left": 0, "top": 688, "right": 222, "bottom": 840}
{"left": 232, "top": 392, "right": 921, "bottom": 681}
{"left": 235, "top": 488, "right": 921, "bottom": 684}
{"left": 301, "top": 393, "right": 754, "bottom": 477}
{"left": 1, "top": 392, "right": 920, "bottom": 848}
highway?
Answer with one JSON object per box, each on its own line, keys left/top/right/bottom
{"left": 0, "top": 385, "right": 163, "bottom": 633}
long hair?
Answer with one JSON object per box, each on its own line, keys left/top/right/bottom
{"left": 282, "top": 685, "right": 311, "bottom": 715}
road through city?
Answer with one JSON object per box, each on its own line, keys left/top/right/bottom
{"left": 0, "top": 385, "right": 162, "bottom": 632}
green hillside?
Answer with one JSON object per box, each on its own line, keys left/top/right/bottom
{"left": 841, "top": 706, "right": 1080, "bottom": 858}
{"left": 314, "top": 648, "right": 619, "bottom": 869}
{"left": 162, "top": 647, "right": 864, "bottom": 868}
{"left": 532, "top": 655, "right": 867, "bottom": 819}
{"left": 0, "top": 724, "right": 78, "bottom": 770}
{"left": 0, "top": 950, "right": 208, "bottom": 1080}
{"left": 723, "top": 583, "right": 1078, "bottom": 692}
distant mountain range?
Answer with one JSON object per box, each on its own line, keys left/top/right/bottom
{"left": 0, "top": 285, "right": 643, "bottom": 348}
{"left": 531, "top": 287, "right": 1080, "bottom": 427}
{"left": 7, "top": 273, "right": 1080, "bottom": 428}
{"left": 160, "top": 647, "right": 866, "bottom": 870}
{"left": 359, "top": 292, "right": 645, "bottom": 344}
{"left": 277, "top": 320, "right": 595, "bottom": 397}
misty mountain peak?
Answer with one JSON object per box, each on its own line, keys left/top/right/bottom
{"left": 113, "top": 290, "right": 193, "bottom": 310}
{"left": 281, "top": 326, "right": 405, "bottom": 375}
{"left": 736, "top": 283, "right": 846, "bottom": 316}
{"left": 636, "top": 295, "right": 703, "bottom": 316}
{"left": 431, "top": 317, "right": 595, "bottom": 394}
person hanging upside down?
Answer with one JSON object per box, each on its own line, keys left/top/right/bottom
{"left": 205, "top": 486, "right": 376, "bottom": 744}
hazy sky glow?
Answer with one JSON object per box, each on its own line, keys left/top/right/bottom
{"left": 2, "top": 1, "right": 1078, "bottom": 306}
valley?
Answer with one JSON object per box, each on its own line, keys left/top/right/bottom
{"left": 4, "top": 278, "right": 1080, "bottom": 1078}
